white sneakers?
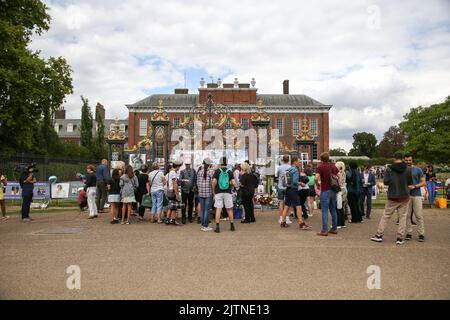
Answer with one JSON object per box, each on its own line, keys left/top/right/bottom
{"left": 278, "top": 216, "right": 292, "bottom": 224}
{"left": 201, "top": 226, "right": 213, "bottom": 232}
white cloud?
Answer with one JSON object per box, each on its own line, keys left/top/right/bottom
{"left": 31, "top": 0, "right": 450, "bottom": 150}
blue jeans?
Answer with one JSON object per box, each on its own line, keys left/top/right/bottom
{"left": 320, "top": 190, "right": 337, "bottom": 232}
{"left": 21, "top": 192, "right": 33, "bottom": 219}
{"left": 426, "top": 181, "right": 436, "bottom": 205}
{"left": 199, "top": 196, "right": 212, "bottom": 228}
{"left": 151, "top": 190, "right": 164, "bottom": 214}
{"left": 361, "top": 187, "right": 373, "bottom": 218}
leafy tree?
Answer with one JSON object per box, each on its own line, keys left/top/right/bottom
{"left": 348, "top": 132, "right": 378, "bottom": 157}
{"left": 377, "top": 125, "right": 406, "bottom": 158}
{"left": 399, "top": 96, "right": 450, "bottom": 164}
{"left": 329, "top": 148, "right": 347, "bottom": 156}
{"left": 80, "top": 96, "right": 93, "bottom": 149}
{"left": 0, "top": 0, "right": 73, "bottom": 154}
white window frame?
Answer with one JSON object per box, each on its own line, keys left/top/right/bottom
{"left": 54, "top": 123, "right": 59, "bottom": 133}
{"left": 277, "top": 119, "right": 283, "bottom": 136}
{"left": 241, "top": 118, "right": 249, "bottom": 130}
{"left": 67, "top": 123, "right": 73, "bottom": 133}
{"left": 225, "top": 118, "right": 232, "bottom": 129}
{"left": 311, "top": 119, "right": 318, "bottom": 136}
{"left": 139, "top": 118, "right": 148, "bottom": 137}
{"left": 293, "top": 119, "right": 300, "bottom": 136}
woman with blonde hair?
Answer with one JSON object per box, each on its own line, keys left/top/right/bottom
{"left": 335, "top": 161, "right": 347, "bottom": 228}
{"left": 239, "top": 162, "right": 259, "bottom": 223}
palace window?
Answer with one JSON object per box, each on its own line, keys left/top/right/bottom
{"left": 293, "top": 119, "right": 300, "bottom": 136}
{"left": 67, "top": 123, "right": 73, "bottom": 133}
{"left": 139, "top": 118, "right": 148, "bottom": 136}
{"left": 225, "top": 118, "right": 232, "bottom": 129}
{"left": 120, "top": 124, "right": 126, "bottom": 132}
{"left": 173, "top": 118, "right": 180, "bottom": 128}
{"left": 241, "top": 119, "right": 249, "bottom": 130}
{"left": 311, "top": 119, "right": 318, "bottom": 136}
{"left": 276, "top": 119, "right": 283, "bottom": 136}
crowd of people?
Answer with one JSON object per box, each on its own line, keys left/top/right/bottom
{"left": 79, "top": 157, "right": 260, "bottom": 233}
{"left": 0, "top": 153, "right": 447, "bottom": 244}
{"left": 72, "top": 152, "right": 429, "bottom": 243}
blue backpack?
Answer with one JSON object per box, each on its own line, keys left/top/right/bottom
{"left": 218, "top": 168, "right": 230, "bottom": 190}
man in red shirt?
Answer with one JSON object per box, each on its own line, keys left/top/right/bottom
{"left": 315, "top": 152, "right": 339, "bottom": 236}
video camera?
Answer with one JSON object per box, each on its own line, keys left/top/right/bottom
{"left": 15, "top": 162, "right": 39, "bottom": 174}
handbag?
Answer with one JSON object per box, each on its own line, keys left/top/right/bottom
{"left": 141, "top": 194, "right": 152, "bottom": 208}
{"left": 329, "top": 164, "right": 341, "bottom": 192}
{"left": 236, "top": 188, "right": 243, "bottom": 205}
{"left": 163, "top": 194, "right": 169, "bottom": 207}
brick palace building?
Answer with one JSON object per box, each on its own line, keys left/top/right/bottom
{"left": 126, "top": 79, "right": 332, "bottom": 165}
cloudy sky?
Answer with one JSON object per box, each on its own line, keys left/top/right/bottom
{"left": 32, "top": 0, "right": 450, "bottom": 151}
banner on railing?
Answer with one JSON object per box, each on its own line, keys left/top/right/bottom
{"left": 4, "top": 182, "right": 51, "bottom": 200}
{"left": 4, "top": 181, "right": 85, "bottom": 200}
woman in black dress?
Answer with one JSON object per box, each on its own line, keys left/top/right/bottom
{"left": 240, "top": 162, "right": 259, "bottom": 223}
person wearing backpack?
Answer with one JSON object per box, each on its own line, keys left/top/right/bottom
{"left": 315, "top": 152, "right": 339, "bottom": 236}
{"left": 136, "top": 164, "right": 150, "bottom": 221}
{"left": 280, "top": 157, "right": 312, "bottom": 230}
{"left": 212, "top": 157, "right": 236, "bottom": 233}
{"left": 346, "top": 160, "right": 363, "bottom": 223}
{"left": 276, "top": 155, "right": 292, "bottom": 225}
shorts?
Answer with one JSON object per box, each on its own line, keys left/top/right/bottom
{"left": 121, "top": 196, "right": 136, "bottom": 203}
{"left": 277, "top": 189, "right": 286, "bottom": 201}
{"left": 214, "top": 193, "right": 233, "bottom": 209}
{"left": 285, "top": 188, "right": 301, "bottom": 208}
{"left": 308, "top": 186, "right": 316, "bottom": 197}
{"left": 194, "top": 194, "right": 200, "bottom": 206}
{"left": 168, "top": 200, "right": 182, "bottom": 211}
{"left": 108, "top": 194, "right": 121, "bottom": 203}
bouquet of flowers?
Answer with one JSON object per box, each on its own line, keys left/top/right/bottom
{"left": 255, "top": 194, "right": 274, "bottom": 205}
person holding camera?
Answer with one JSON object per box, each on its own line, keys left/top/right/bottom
{"left": 20, "top": 165, "right": 37, "bottom": 222}
{"left": 0, "top": 174, "right": 9, "bottom": 221}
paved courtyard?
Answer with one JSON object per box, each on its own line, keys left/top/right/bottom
{"left": 0, "top": 207, "right": 449, "bottom": 300}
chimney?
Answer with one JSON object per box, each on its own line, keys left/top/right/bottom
{"left": 95, "top": 102, "right": 105, "bottom": 121}
{"left": 283, "top": 80, "right": 289, "bottom": 95}
{"left": 174, "top": 88, "right": 189, "bottom": 94}
{"left": 54, "top": 106, "right": 66, "bottom": 119}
